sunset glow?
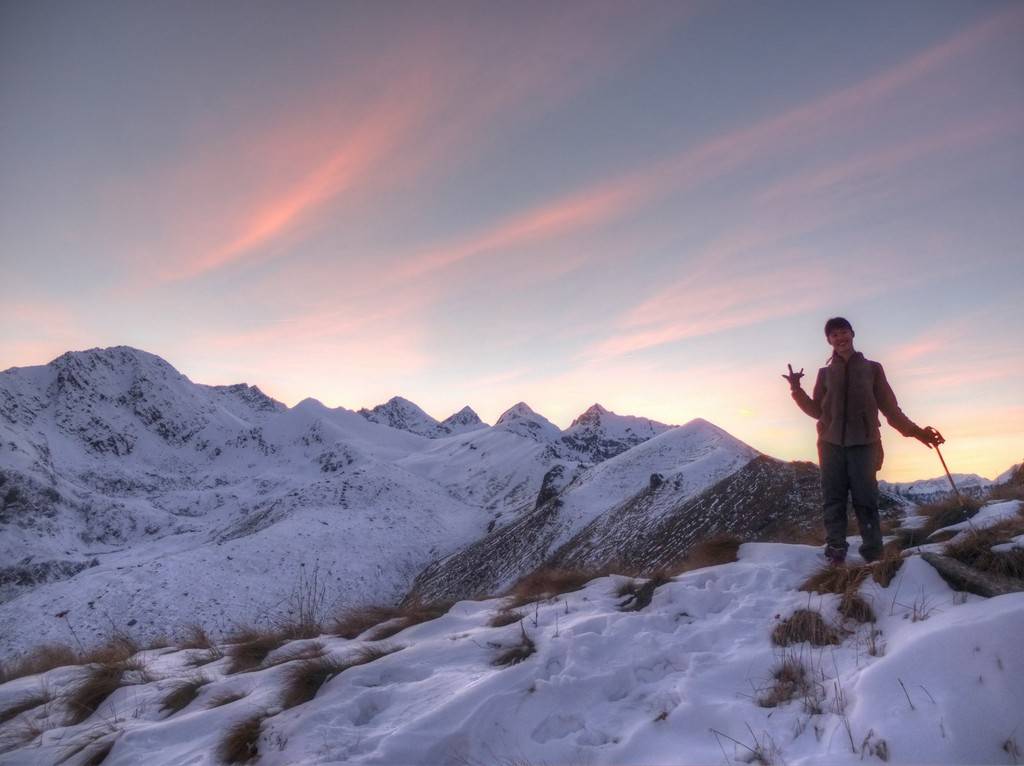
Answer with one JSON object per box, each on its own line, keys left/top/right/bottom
{"left": 1, "top": 1, "right": 1021, "bottom": 481}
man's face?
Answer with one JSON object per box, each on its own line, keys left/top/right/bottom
{"left": 827, "top": 327, "right": 854, "bottom": 354}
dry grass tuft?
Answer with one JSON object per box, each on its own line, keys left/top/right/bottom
{"left": 331, "top": 601, "right": 450, "bottom": 641}
{"left": 366, "top": 602, "right": 451, "bottom": 641}
{"left": 262, "top": 641, "right": 325, "bottom": 670}
{"left": 280, "top": 656, "right": 347, "bottom": 710}
{"left": 349, "top": 643, "right": 403, "bottom": 666}
{"left": 506, "top": 568, "right": 602, "bottom": 607}
{"left": 891, "top": 496, "right": 983, "bottom": 550}
{"left": 493, "top": 623, "right": 536, "bottom": 667}
{"left": 801, "top": 565, "right": 870, "bottom": 595}
{"left": 801, "top": 552, "right": 903, "bottom": 596}
{"left": 177, "top": 623, "right": 217, "bottom": 650}
{"left": 224, "top": 629, "right": 287, "bottom": 675}
{"left": 65, "top": 663, "right": 135, "bottom": 725}
{"left": 331, "top": 606, "right": 403, "bottom": 640}
{"left": 487, "top": 609, "right": 525, "bottom": 628}
{"left": 757, "top": 656, "right": 819, "bottom": 709}
{"left": 944, "top": 517, "right": 1024, "bottom": 580}
{"left": 771, "top": 609, "right": 841, "bottom": 647}
{"left": 870, "top": 551, "right": 904, "bottom": 587}
{"left": 80, "top": 735, "right": 118, "bottom": 766}
{"left": 664, "top": 534, "right": 742, "bottom": 576}
{"left": 0, "top": 687, "right": 52, "bottom": 725}
{"left": 0, "top": 643, "right": 78, "bottom": 684}
{"left": 206, "top": 690, "right": 248, "bottom": 708}
{"left": 987, "top": 483, "right": 1024, "bottom": 503}
{"left": 159, "top": 676, "right": 208, "bottom": 716}
{"left": 78, "top": 635, "right": 141, "bottom": 666}
{"left": 218, "top": 712, "right": 264, "bottom": 764}
{"left": 838, "top": 591, "right": 876, "bottom": 623}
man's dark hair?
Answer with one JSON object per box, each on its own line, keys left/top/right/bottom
{"left": 824, "top": 317, "right": 854, "bottom": 337}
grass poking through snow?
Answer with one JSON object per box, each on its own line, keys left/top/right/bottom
{"left": 218, "top": 713, "right": 265, "bottom": 764}
{"left": 771, "top": 609, "right": 841, "bottom": 647}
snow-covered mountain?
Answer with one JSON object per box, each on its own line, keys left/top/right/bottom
{"left": 439, "top": 405, "right": 487, "bottom": 435}
{"left": 561, "top": 403, "right": 673, "bottom": 462}
{"left": 880, "top": 474, "right": 995, "bottom": 505}
{"left": 0, "top": 347, "right": 692, "bottom": 658}
{"left": 4, "top": 346, "right": 1014, "bottom": 663}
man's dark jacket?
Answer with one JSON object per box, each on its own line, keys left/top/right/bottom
{"left": 791, "top": 351, "right": 922, "bottom": 446}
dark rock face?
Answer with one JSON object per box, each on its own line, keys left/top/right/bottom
{"left": 0, "top": 558, "right": 99, "bottom": 601}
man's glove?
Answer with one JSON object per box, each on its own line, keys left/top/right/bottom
{"left": 916, "top": 426, "right": 945, "bottom": 449}
{"left": 782, "top": 364, "right": 804, "bottom": 391}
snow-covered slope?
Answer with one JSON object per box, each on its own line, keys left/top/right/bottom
{"left": 3, "top": 531, "right": 1022, "bottom": 766}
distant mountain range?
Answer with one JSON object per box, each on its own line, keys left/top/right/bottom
{"left": 0, "top": 346, "right": 1018, "bottom": 658}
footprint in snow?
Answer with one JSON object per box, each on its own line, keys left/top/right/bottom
{"left": 531, "top": 713, "right": 584, "bottom": 743}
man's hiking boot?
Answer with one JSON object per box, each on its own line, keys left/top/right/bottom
{"left": 825, "top": 545, "right": 847, "bottom": 567}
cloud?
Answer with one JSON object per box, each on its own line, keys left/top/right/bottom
{"left": 385, "top": 5, "right": 1023, "bottom": 286}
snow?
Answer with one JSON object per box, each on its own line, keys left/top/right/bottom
{"left": 2, "top": 542, "right": 1022, "bottom": 765}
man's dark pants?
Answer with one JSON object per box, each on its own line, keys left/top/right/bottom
{"left": 817, "top": 441, "right": 883, "bottom": 561}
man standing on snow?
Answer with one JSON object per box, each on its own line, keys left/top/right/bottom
{"left": 784, "top": 317, "right": 944, "bottom": 565}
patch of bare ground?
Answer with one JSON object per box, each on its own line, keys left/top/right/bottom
{"left": 663, "top": 535, "right": 742, "bottom": 576}
{"left": 616, "top": 571, "right": 672, "bottom": 612}
{"left": 493, "top": 623, "right": 536, "bottom": 667}
{"left": 771, "top": 609, "right": 841, "bottom": 647}
{"left": 218, "top": 712, "right": 265, "bottom": 764}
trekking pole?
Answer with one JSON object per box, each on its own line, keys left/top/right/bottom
{"left": 934, "top": 443, "right": 975, "bottom": 530}
{"left": 934, "top": 444, "right": 962, "bottom": 506}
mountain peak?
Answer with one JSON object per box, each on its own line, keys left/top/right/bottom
{"left": 569, "top": 403, "right": 609, "bottom": 429}
{"left": 359, "top": 396, "right": 444, "bottom": 438}
{"left": 440, "top": 405, "right": 487, "bottom": 434}
{"left": 496, "top": 402, "right": 539, "bottom": 423}
{"left": 495, "top": 402, "right": 560, "bottom": 442}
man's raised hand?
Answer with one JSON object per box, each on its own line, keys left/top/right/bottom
{"left": 782, "top": 364, "right": 804, "bottom": 391}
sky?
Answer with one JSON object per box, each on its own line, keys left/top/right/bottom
{"left": 1, "top": 0, "right": 1022, "bottom": 482}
